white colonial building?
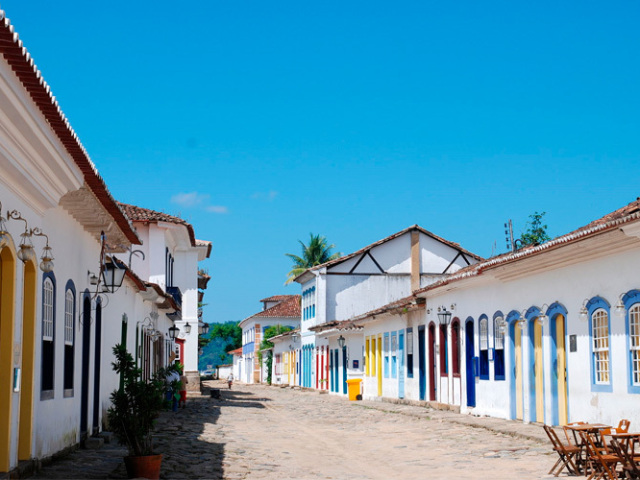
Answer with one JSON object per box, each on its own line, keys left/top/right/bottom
{"left": 238, "top": 295, "right": 300, "bottom": 384}
{"left": 0, "top": 9, "right": 211, "bottom": 475}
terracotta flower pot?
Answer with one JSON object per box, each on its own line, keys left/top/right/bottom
{"left": 124, "top": 454, "right": 163, "bottom": 479}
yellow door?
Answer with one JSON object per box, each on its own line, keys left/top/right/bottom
{"left": 0, "top": 245, "right": 17, "bottom": 471}
{"left": 515, "top": 323, "right": 523, "bottom": 420}
{"left": 365, "top": 338, "right": 370, "bottom": 376}
{"left": 534, "top": 321, "right": 544, "bottom": 423}
{"left": 556, "top": 315, "right": 568, "bottom": 425}
{"left": 18, "top": 260, "right": 36, "bottom": 460}
{"left": 377, "top": 335, "right": 383, "bottom": 396}
{"left": 371, "top": 338, "right": 376, "bottom": 377}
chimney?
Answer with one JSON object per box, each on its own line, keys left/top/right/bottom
{"left": 411, "top": 229, "right": 420, "bottom": 292}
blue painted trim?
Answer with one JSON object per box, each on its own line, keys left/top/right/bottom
{"left": 506, "top": 310, "right": 521, "bottom": 420}
{"left": 525, "top": 306, "right": 542, "bottom": 423}
{"left": 587, "top": 296, "right": 613, "bottom": 393}
{"left": 398, "top": 331, "right": 405, "bottom": 399}
{"left": 623, "top": 290, "right": 640, "bottom": 394}
{"left": 493, "top": 310, "right": 505, "bottom": 381}
{"left": 547, "top": 302, "right": 568, "bottom": 426}
{"left": 464, "top": 317, "right": 476, "bottom": 407}
{"left": 391, "top": 332, "right": 398, "bottom": 378}
{"left": 383, "top": 332, "right": 390, "bottom": 378}
{"left": 406, "top": 327, "right": 414, "bottom": 378}
{"left": 478, "top": 314, "right": 489, "bottom": 380}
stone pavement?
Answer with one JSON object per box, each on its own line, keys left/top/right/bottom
{"left": 31, "top": 381, "right": 561, "bottom": 479}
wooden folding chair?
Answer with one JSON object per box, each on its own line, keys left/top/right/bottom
{"left": 582, "top": 431, "right": 620, "bottom": 480}
{"left": 544, "top": 425, "right": 581, "bottom": 476}
{"left": 610, "top": 438, "right": 640, "bottom": 479}
{"left": 618, "top": 420, "right": 631, "bottom": 433}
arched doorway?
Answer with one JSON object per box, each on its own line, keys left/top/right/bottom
{"left": 92, "top": 298, "right": 102, "bottom": 433}
{"left": 507, "top": 311, "right": 524, "bottom": 420}
{"left": 548, "top": 303, "right": 568, "bottom": 426}
{"left": 0, "top": 242, "right": 16, "bottom": 471}
{"left": 527, "top": 307, "right": 544, "bottom": 423}
{"left": 80, "top": 294, "right": 91, "bottom": 437}
{"left": 18, "top": 258, "right": 37, "bottom": 460}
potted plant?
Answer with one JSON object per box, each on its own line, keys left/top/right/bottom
{"left": 107, "top": 344, "right": 168, "bottom": 479}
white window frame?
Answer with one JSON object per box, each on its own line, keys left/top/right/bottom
{"left": 479, "top": 317, "right": 488, "bottom": 352}
{"left": 64, "top": 289, "right": 74, "bottom": 346}
{"left": 592, "top": 308, "right": 610, "bottom": 385}
{"left": 43, "top": 278, "right": 54, "bottom": 341}
{"left": 629, "top": 304, "right": 640, "bottom": 386}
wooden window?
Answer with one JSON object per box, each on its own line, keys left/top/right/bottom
{"left": 592, "top": 309, "right": 610, "bottom": 384}
{"left": 451, "top": 321, "right": 460, "bottom": 376}
{"left": 494, "top": 315, "right": 505, "bottom": 380}
{"left": 365, "top": 338, "right": 370, "bottom": 376}
{"left": 479, "top": 316, "right": 489, "bottom": 380}
{"left": 63, "top": 286, "right": 75, "bottom": 393}
{"left": 41, "top": 274, "right": 55, "bottom": 395}
{"left": 406, "top": 328, "right": 414, "bottom": 378}
{"left": 630, "top": 304, "right": 640, "bottom": 387}
{"left": 383, "top": 333, "right": 390, "bottom": 378}
{"left": 439, "top": 325, "right": 448, "bottom": 375}
{"left": 391, "top": 332, "right": 397, "bottom": 378}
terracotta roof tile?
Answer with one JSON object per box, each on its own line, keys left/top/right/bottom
{"left": 241, "top": 295, "right": 301, "bottom": 324}
{"left": 414, "top": 196, "right": 640, "bottom": 296}
{"left": 260, "top": 295, "right": 293, "bottom": 303}
{"left": 118, "top": 203, "right": 196, "bottom": 247}
{"left": 0, "top": 11, "right": 140, "bottom": 245}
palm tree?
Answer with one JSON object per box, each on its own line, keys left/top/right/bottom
{"left": 285, "top": 233, "right": 341, "bottom": 284}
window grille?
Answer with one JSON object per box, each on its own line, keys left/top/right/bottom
{"left": 629, "top": 304, "right": 640, "bottom": 386}
{"left": 43, "top": 278, "right": 54, "bottom": 341}
{"left": 64, "top": 289, "right": 74, "bottom": 345}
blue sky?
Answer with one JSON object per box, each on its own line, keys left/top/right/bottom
{"left": 3, "top": 1, "right": 639, "bottom": 322}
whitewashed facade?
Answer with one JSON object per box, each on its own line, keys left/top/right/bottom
{"left": 297, "top": 226, "right": 482, "bottom": 395}
{"left": 0, "top": 11, "right": 211, "bottom": 474}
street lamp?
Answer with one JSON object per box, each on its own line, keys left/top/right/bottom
{"left": 168, "top": 325, "right": 180, "bottom": 340}
{"left": 101, "top": 259, "right": 127, "bottom": 293}
{"left": 184, "top": 322, "right": 192, "bottom": 334}
{"left": 437, "top": 306, "right": 452, "bottom": 326}
{"left": 337, "top": 335, "right": 346, "bottom": 348}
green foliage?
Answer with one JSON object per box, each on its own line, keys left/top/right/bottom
{"left": 519, "top": 211, "right": 551, "bottom": 247}
{"left": 258, "top": 325, "right": 292, "bottom": 385}
{"left": 198, "top": 320, "right": 241, "bottom": 371}
{"left": 285, "top": 233, "right": 341, "bottom": 284}
{"left": 107, "top": 344, "right": 169, "bottom": 456}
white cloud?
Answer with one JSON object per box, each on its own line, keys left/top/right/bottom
{"left": 171, "top": 192, "right": 209, "bottom": 207}
{"left": 206, "top": 205, "right": 229, "bottom": 214}
{"left": 251, "top": 190, "right": 279, "bottom": 201}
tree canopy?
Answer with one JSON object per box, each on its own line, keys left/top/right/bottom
{"left": 285, "top": 233, "right": 341, "bottom": 284}
{"left": 520, "top": 211, "right": 551, "bottom": 247}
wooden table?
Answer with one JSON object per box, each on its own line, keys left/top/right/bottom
{"left": 564, "top": 424, "right": 612, "bottom": 475}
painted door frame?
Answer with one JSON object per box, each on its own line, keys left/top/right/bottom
{"left": 548, "top": 303, "right": 569, "bottom": 426}
{"left": 398, "top": 330, "right": 405, "bottom": 399}
{"left": 428, "top": 323, "right": 436, "bottom": 401}
{"left": 465, "top": 318, "right": 476, "bottom": 407}
{"left": 18, "top": 259, "right": 36, "bottom": 461}
{"left": 92, "top": 299, "right": 102, "bottom": 434}
{"left": 418, "top": 325, "right": 426, "bottom": 401}
{"left": 508, "top": 312, "right": 524, "bottom": 421}
{"left": 80, "top": 294, "right": 92, "bottom": 437}
{"left": 342, "top": 346, "right": 348, "bottom": 394}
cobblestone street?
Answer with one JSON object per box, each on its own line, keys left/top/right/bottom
{"left": 34, "top": 381, "right": 557, "bottom": 480}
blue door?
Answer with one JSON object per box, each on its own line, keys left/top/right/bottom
{"left": 342, "top": 347, "right": 348, "bottom": 394}
{"left": 398, "top": 331, "right": 405, "bottom": 399}
{"left": 418, "top": 325, "right": 426, "bottom": 401}
{"left": 465, "top": 319, "right": 476, "bottom": 407}
{"left": 333, "top": 349, "right": 339, "bottom": 392}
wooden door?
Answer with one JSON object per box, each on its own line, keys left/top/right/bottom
{"left": 515, "top": 323, "right": 523, "bottom": 420}
{"left": 534, "top": 321, "right": 544, "bottom": 423}
{"left": 556, "top": 315, "right": 568, "bottom": 425}
{"left": 398, "top": 331, "right": 405, "bottom": 399}
{"left": 465, "top": 320, "right": 475, "bottom": 407}
{"left": 428, "top": 323, "right": 436, "bottom": 401}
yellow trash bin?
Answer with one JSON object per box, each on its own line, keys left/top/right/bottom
{"left": 346, "top": 378, "right": 362, "bottom": 401}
